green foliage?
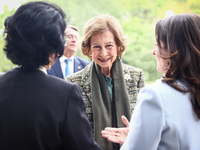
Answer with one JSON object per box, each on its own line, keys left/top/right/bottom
{"left": 188, "top": 0, "right": 200, "bottom": 14}
{"left": 0, "top": 0, "right": 198, "bottom": 81}
{"left": 0, "top": 6, "right": 16, "bottom": 72}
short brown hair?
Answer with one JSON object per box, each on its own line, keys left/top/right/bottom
{"left": 81, "top": 14, "right": 128, "bottom": 59}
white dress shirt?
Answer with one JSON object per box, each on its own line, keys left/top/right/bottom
{"left": 121, "top": 79, "right": 200, "bottom": 150}
{"left": 59, "top": 55, "right": 74, "bottom": 78}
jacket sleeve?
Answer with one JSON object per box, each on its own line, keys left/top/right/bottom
{"left": 121, "top": 86, "right": 164, "bottom": 150}
{"left": 62, "top": 84, "right": 101, "bottom": 150}
{"left": 138, "top": 69, "right": 145, "bottom": 89}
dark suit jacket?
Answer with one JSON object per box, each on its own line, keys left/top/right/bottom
{"left": 47, "top": 56, "right": 89, "bottom": 79}
{"left": 0, "top": 67, "right": 101, "bottom": 150}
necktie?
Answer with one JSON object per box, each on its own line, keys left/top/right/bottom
{"left": 65, "top": 59, "right": 71, "bottom": 78}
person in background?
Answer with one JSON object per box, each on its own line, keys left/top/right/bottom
{"left": 47, "top": 25, "right": 89, "bottom": 79}
{"left": 102, "top": 13, "right": 200, "bottom": 150}
{"left": 66, "top": 14, "right": 145, "bottom": 150}
{"left": 0, "top": 2, "right": 101, "bottom": 150}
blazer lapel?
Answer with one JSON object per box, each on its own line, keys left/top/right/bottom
{"left": 74, "top": 57, "right": 83, "bottom": 73}
{"left": 52, "top": 59, "right": 64, "bottom": 79}
{"left": 77, "top": 63, "right": 92, "bottom": 101}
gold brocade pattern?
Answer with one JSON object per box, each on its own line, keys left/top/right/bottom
{"left": 66, "top": 62, "right": 145, "bottom": 130}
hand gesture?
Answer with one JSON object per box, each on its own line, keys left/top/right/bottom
{"left": 101, "top": 115, "right": 129, "bottom": 145}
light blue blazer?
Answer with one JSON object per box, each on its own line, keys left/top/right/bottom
{"left": 121, "top": 79, "right": 200, "bottom": 150}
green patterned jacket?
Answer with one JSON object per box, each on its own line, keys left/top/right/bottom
{"left": 66, "top": 62, "right": 145, "bottom": 128}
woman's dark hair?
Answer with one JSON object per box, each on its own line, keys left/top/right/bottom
{"left": 155, "top": 13, "right": 200, "bottom": 119}
{"left": 3, "top": 1, "right": 66, "bottom": 69}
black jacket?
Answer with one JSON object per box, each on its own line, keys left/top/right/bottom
{"left": 0, "top": 67, "right": 101, "bottom": 150}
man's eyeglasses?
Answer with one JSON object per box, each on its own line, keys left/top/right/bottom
{"left": 64, "top": 35, "right": 79, "bottom": 41}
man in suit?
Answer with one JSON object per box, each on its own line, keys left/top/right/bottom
{"left": 0, "top": 2, "right": 101, "bottom": 150}
{"left": 47, "top": 25, "right": 89, "bottom": 79}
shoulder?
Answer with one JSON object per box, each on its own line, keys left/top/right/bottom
{"left": 143, "top": 79, "right": 172, "bottom": 92}
{"left": 74, "top": 56, "right": 90, "bottom": 64}
{"left": 138, "top": 79, "right": 173, "bottom": 103}
{"left": 47, "top": 58, "right": 60, "bottom": 73}
{"left": 51, "top": 58, "right": 60, "bottom": 67}
{"left": 122, "top": 63, "right": 145, "bottom": 85}
{"left": 66, "top": 62, "right": 91, "bottom": 83}
{"left": 46, "top": 74, "right": 82, "bottom": 98}
{"left": 143, "top": 79, "right": 186, "bottom": 99}
{"left": 47, "top": 74, "right": 74, "bottom": 87}
{"left": 134, "top": 79, "right": 166, "bottom": 114}
{"left": 141, "top": 79, "right": 165, "bottom": 92}
{"left": 122, "top": 63, "right": 144, "bottom": 75}
{"left": 0, "top": 68, "right": 16, "bottom": 83}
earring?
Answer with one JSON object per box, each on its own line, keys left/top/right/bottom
{"left": 48, "top": 62, "right": 52, "bottom": 70}
{"left": 117, "top": 56, "right": 121, "bottom": 59}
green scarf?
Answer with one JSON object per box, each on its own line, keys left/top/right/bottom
{"left": 91, "top": 59, "right": 131, "bottom": 150}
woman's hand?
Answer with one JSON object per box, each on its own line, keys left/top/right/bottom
{"left": 101, "top": 115, "right": 129, "bottom": 145}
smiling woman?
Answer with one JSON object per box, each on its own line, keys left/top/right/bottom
{"left": 90, "top": 30, "right": 117, "bottom": 77}
{"left": 66, "top": 14, "right": 145, "bottom": 150}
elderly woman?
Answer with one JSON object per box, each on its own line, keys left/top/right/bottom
{"left": 66, "top": 14, "right": 145, "bottom": 150}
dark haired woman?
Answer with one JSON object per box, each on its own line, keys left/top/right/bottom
{"left": 102, "top": 13, "right": 200, "bottom": 150}
{"left": 0, "top": 2, "right": 101, "bottom": 150}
